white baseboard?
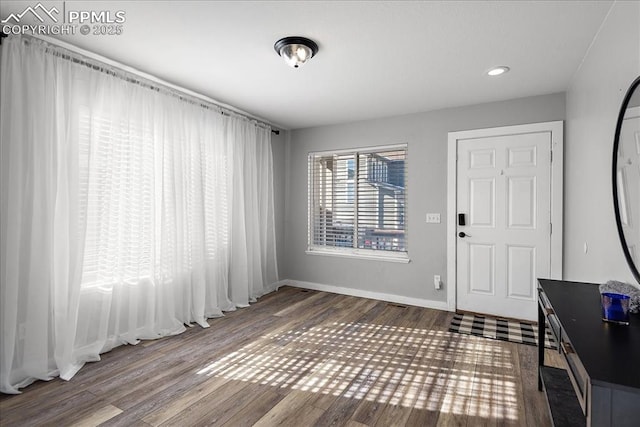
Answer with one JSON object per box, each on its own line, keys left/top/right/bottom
{"left": 271, "top": 279, "right": 291, "bottom": 291}
{"left": 281, "top": 279, "right": 451, "bottom": 311}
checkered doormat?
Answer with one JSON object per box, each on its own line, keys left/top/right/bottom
{"left": 449, "top": 313, "right": 557, "bottom": 349}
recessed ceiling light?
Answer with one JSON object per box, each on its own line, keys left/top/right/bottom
{"left": 487, "top": 66, "right": 510, "bottom": 76}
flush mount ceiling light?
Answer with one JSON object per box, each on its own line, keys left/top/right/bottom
{"left": 487, "top": 66, "right": 510, "bottom": 76}
{"left": 274, "top": 36, "right": 319, "bottom": 68}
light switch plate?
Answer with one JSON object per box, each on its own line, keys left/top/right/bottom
{"left": 426, "top": 213, "right": 441, "bottom": 223}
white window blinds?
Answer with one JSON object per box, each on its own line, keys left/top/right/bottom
{"left": 78, "top": 108, "right": 157, "bottom": 287}
{"left": 308, "top": 145, "right": 407, "bottom": 257}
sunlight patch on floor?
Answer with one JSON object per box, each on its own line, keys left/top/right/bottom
{"left": 196, "top": 321, "right": 520, "bottom": 421}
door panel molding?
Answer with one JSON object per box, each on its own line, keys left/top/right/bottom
{"left": 446, "top": 121, "right": 564, "bottom": 313}
{"left": 468, "top": 243, "right": 496, "bottom": 295}
{"left": 506, "top": 244, "right": 536, "bottom": 300}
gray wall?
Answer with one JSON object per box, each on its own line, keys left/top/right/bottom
{"left": 564, "top": 0, "right": 640, "bottom": 284}
{"left": 282, "top": 93, "right": 565, "bottom": 303}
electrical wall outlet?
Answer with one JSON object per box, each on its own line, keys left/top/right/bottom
{"left": 426, "top": 213, "right": 441, "bottom": 223}
{"left": 434, "top": 275, "right": 441, "bottom": 290}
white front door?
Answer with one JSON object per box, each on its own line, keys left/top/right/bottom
{"left": 455, "top": 130, "right": 553, "bottom": 321}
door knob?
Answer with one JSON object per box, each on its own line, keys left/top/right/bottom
{"left": 458, "top": 232, "right": 467, "bottom": 238}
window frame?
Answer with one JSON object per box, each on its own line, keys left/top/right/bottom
{"left": 307, "top": 143, "right": 410, "bottom": 263}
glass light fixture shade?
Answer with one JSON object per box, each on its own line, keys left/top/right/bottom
{"left": 274, "top": 37, "right": 319, "bottom": 68}
{"left": 279, "top": 44, "right": 312, "bottom": 68}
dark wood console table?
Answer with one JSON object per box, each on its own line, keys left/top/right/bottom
{"left": 538, "top": 279, "right": 640, "bottom": 426}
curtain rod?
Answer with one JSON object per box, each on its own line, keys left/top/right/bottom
{"left": 1, "top": 34, "right": 282, "bottom": 135}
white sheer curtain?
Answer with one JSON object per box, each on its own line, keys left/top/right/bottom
{"left": 0, "top": 36, "right": 278, "bottom": 394}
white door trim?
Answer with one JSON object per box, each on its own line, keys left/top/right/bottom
{"left": 446, "top": 121, "right": 564, "bottom": 312}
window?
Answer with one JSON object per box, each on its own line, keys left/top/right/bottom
{"left": 308, "top": 144, "right": 408, "bottom": 262}
{"left": 77, "top": 104, "right": 231, "bottom": 288}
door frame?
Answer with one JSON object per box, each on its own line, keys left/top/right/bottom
{"left": 446, "top": 121, "right": 564, "bottom": 312}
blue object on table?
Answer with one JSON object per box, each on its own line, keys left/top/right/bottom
{"left": 601, "top": 292, "right": 631, "bottom": 325}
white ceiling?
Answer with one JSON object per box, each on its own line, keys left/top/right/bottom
{"left": 1, "top": 1, "right": 614, "bottom": 129}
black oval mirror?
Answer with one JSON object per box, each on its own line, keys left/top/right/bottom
{"left": 613, "top": 76, "right": 640, "bottom": 284}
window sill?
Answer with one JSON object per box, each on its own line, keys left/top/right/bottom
{"left": 305, "top": 248, "right": 410, "bottom": 263}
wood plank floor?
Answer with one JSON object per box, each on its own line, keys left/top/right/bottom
{"left": 0, "top": 286, "right": 564, "bottom": 426}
